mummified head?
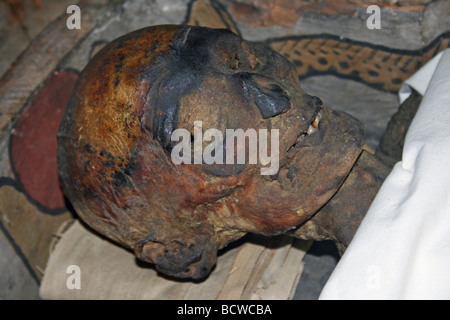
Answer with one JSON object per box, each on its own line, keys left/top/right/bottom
{"left": 58, "top": 25, "right": 364, "bottom": 279}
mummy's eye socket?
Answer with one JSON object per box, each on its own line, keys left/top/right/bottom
{"left": 236, "top": 72, "right": 291, "bottom": 119}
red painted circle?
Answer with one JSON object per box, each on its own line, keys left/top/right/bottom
{"left": 10, "top": 70, "right": 78, "bottom": 211}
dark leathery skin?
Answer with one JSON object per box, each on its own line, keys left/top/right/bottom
{"left": 58, "top": 25, "right": 365, "bottom": 279}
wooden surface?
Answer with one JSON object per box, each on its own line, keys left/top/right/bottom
{"left": 0, "top": 0, "right": 449, "bottom": 298}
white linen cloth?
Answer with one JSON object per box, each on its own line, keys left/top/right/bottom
{"left": 319, "top": 49, "right": 450, "bottom": 300}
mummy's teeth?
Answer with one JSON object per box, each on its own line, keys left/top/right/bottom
{"left": 312, "top": 110, "right": 323, "bottom": 128}
{"left": 306, "top": 111, "right": 322, "bottom": 135}
{"left": 307, "top": 124, "right": 318, "bottom": 135}
{"left": 312, "top": 117, "right": 319, "bottom": 129}
{"left": 318, "top": 110, "right": 323, "bottom": 120}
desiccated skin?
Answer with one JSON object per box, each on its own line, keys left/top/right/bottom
{"left": 58, "top": 25, "right": 394, "bottom": 280}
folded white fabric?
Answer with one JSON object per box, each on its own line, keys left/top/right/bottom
{"left": 320, "top": 49, "right": 450, "bottom": 300}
